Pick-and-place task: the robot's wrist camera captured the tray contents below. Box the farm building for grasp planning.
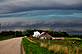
[52,37,64,40]
[32,31,52,39]
[32,31,64,40]
[39,32,52,39]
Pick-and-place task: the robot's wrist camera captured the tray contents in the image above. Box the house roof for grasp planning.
[39,32,52,38]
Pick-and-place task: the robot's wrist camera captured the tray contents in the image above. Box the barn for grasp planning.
[39,32,52,40]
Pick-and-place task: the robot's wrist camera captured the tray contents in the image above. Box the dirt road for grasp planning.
[0,37,22,54]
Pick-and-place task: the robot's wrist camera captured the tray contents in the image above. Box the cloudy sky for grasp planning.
[0,0,82,14]
[0,0,82,34]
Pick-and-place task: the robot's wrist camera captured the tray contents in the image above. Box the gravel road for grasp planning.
[0,37,22,54]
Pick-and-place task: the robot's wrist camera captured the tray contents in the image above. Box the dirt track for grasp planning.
[0,37,22,54]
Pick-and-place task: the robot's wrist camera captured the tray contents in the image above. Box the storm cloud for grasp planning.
[0,0,82,14]
[0,0,82,34]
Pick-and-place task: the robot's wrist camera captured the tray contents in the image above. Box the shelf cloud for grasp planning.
[0,0,82,34]
[0,0,82,14]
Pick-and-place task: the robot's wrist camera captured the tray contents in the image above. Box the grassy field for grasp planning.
[25,37,82,54]
[22,37,54,54]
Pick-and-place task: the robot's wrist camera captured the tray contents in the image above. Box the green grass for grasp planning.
[0,35,15,41]
[31,37,82,54]
[22,37,54,54]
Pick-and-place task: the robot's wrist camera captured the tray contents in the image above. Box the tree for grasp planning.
[23,30,33,36]
[15,31,22,37]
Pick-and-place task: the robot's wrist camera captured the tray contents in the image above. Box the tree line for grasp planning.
[0,29,82,40]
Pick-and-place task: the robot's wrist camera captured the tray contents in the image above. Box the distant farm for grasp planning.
[0,29,82,54]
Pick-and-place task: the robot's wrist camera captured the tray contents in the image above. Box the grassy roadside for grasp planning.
[22,37,54,54]
[31,37,82,54]
[22,37,82,54]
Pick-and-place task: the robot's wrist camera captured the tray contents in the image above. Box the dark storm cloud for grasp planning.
[0,0,82,14]
[0,0,82,34]
[0,19,82,34]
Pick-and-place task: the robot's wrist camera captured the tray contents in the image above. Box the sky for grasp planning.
[0,0,82,14]
[0,0,82,34]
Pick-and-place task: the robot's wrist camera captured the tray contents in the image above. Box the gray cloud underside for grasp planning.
[0,0,82,34]
[0,19,82,34]
[0,0,82,14]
